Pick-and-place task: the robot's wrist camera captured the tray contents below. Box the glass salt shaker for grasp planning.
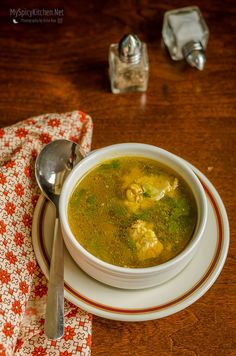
[162,6,209,70]
[108,34,149,94]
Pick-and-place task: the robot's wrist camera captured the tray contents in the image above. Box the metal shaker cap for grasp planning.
[118,34,142,64]
[182,41,206,70]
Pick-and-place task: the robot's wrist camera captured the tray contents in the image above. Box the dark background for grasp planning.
[1,1,235,354]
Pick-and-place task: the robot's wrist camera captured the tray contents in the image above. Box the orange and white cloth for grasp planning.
[0,111,93,355]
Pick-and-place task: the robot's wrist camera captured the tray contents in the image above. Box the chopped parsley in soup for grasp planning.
[68,157,197,268]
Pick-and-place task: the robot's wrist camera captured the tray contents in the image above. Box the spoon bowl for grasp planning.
[36,139,85,202]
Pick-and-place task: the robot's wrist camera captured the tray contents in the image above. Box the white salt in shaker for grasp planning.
[162,6,209,70]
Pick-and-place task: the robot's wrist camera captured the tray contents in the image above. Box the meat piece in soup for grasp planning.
[68,157,198,268]
[128,220,164,260]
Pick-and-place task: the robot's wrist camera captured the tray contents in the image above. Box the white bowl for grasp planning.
[59,143,207,289]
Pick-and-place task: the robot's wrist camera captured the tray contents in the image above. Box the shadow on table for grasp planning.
[62,57,110,93]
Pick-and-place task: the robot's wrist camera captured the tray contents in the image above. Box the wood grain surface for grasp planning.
[1,0,235,355]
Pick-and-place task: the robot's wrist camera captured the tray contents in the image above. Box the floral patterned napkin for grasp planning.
[0,111,93,355]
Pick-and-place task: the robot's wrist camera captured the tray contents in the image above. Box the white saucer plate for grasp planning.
[32,164,229,321]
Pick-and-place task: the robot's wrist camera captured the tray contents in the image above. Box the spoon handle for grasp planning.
[45,217,64,339]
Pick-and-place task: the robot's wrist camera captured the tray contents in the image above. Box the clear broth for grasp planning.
[68,157,197,268]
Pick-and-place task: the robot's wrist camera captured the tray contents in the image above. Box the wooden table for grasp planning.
[1,0,235,354]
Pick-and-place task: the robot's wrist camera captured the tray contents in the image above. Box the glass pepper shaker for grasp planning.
[162,6,209,70]
[108,34,149,94]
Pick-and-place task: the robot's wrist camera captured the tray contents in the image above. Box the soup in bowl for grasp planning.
[59,143,207,289]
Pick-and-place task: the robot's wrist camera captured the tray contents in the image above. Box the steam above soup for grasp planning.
[68,157,197,268]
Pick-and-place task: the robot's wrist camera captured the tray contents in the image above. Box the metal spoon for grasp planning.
[35,139,85,339]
